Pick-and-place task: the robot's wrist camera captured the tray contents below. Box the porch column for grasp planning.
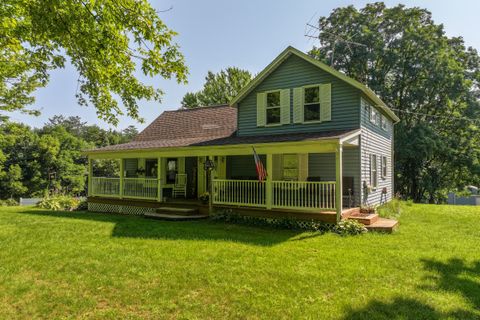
[266,153,273,209]
[208,155,213,214]
[119,158,124,198]
[87,157,93,196]
[335,143,343,222]
[157,157,162,202]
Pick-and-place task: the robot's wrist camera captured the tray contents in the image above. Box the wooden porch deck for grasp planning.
[87,196,358,223]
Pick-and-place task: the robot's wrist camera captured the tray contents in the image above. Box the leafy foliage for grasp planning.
[181,67,252,108]
[0,116,136,199]
[37,195,81,211]
[377,197,404,219]
[309,3,480,202]
[0,198,19,206]
[1,0,187,124]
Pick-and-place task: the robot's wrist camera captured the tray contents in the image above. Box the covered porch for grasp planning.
[86,130,361,222]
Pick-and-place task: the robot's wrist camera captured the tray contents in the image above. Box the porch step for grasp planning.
[348,213,379,225]
[364,218,399,233]
[156,207,199,216]
[145,212,208,221]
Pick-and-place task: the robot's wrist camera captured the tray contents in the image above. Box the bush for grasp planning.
[37,196,81,211]
[75,200,88,211]
[378,198,404,219]
[333,220,368,236]
[0,198,19,206]
[211,209,366,236]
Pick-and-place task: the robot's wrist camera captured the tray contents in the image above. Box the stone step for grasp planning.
[156,207,199,216]
[145,212,208,221]
[364,218,399,233]
[348,213,379,225]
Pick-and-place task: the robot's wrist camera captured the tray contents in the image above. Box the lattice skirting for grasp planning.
[88,202,156,215]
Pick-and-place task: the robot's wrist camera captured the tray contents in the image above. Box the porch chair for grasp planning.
[173,173,188,198]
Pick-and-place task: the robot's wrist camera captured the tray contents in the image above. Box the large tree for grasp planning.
[181,67,252,108]
[1,0,188,125]
[309,3,480,202]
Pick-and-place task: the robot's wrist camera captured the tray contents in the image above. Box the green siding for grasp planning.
[360,97,392,139]
[237,55,361,136]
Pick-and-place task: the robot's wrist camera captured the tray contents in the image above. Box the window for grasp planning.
[370,154,378,188]
[145,159,158,178]
[304,86,320,122]
[381,156,387,179]
[370,106,380,126]
[166,158,178,184]
[381,115,388,131]
[266,91,281,125]
[282,154,298,180]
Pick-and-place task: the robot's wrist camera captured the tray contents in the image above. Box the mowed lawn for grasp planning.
[0,205,479,319]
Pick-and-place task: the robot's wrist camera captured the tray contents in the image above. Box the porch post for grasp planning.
[266,153,273,209]
[119,158,124,198]
[208,155,213,214]
[157,157,162,202]
[335,143,343,222]
[88,157,93,196]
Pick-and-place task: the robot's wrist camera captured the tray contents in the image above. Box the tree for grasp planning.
[1,0,188,125]
[181,67,252,108]
[309,3,480,202]
[0,164,27,198]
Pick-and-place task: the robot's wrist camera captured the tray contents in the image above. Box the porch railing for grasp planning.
[91,177,120,197]
[91,177,160,200]
[272,181,336,210]
[212,179,266,207]
[212,179,336,210]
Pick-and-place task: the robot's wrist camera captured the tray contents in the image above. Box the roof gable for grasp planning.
[230,46,399,123]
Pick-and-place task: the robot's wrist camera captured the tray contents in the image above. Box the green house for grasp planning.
[85,46,399,222]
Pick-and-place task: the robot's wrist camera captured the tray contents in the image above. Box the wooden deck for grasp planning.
[87,196,357,223]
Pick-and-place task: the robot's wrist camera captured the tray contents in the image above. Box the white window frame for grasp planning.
[370,107,380,126]
[381,115,388,131]
[265,90,281,126]
[381,155,387,179]
[370,154,378,188]
[303,85,321,123]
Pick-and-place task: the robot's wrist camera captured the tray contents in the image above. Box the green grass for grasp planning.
[0,204,479,319]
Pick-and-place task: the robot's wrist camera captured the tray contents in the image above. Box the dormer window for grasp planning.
[304,86,320,122]
[266,91,281,125]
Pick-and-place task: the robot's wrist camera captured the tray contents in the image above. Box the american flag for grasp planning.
[252,147,268,182]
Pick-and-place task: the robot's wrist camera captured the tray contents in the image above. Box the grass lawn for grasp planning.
[0,204,479,319]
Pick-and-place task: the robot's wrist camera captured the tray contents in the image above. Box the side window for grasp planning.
[370,154,378,188]
[266,91,281,125]
[304,86,320,122]
[166,158,178,184]
[381,156,387,179]
[282,154,299,181]
[381,115,388,131]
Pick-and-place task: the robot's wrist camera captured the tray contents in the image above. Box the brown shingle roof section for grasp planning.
[89,105,237,152]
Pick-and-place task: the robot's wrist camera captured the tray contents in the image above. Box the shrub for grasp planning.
[0,198,19,206]
[75,200,88,211]
[211,209,366,236]
[377,198,404,219]
[37,196,81,211]
[334,220,368,236]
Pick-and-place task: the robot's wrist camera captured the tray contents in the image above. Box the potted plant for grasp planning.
[199,192,209,204]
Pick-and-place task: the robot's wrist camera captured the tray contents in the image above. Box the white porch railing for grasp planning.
[212,179,266,207]
[123,178,159,200]
[212,179,336,210]
[91,177,160,200]
[91,177,120,197]
[272,181,336,210]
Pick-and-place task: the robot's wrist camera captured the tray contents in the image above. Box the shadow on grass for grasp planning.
[20,209,306,247]
[343,258,480,319]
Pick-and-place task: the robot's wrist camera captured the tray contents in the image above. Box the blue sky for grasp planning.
[10,0,480,130]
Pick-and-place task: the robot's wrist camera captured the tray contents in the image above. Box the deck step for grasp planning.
[364,218,399,233]
[348,213,379,225]
[145,212,208,221]
[156,207,199,216]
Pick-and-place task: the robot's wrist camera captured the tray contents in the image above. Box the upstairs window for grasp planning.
[381,115,388,131]
[370,107,380,126]
[266,91,281,125]
[304,86,320,122]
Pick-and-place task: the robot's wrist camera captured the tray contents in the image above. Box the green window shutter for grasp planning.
[280,89,290,124]
[178,157,185,174]
[256,92,266,127]
[293,87,303,123]
[320,83,332,121]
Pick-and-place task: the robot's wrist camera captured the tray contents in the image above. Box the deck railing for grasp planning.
[123,178,159,200]
[91,177,160,200]
[212,179,266,207]
[212,179,336,210]
[272,181,336,210]
[91,177,121,197]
